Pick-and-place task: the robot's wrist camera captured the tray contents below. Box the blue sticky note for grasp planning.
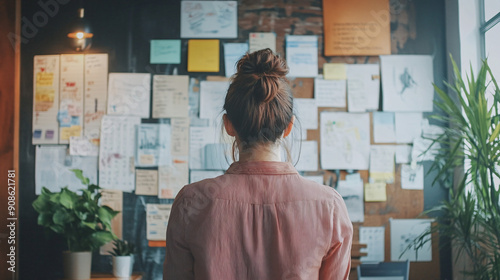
[57,110,71,127]
[33,130,42,138]
[150,40,181,64]
[224,43,248,77]
[71,116,80,126]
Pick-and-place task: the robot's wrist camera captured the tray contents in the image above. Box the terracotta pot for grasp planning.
[62,251,92,280]
[112,255,134,277]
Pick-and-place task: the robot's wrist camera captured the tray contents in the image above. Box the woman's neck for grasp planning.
[237,143,282,162]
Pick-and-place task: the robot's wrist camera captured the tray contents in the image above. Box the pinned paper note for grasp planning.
[69,136,99,156]
[373,112,396,143]
[135,169,159,196]
[369,145,395,183]
[84,54,108,143]
[401,164,424,190]
[59,54,84,143]
[304,175,324,185]
[336,179,364,222]
[346,64,380,112]
[320,112,370,170]
[314,77,346,108]
[249,32,276,53]
[286,35,318,77]
[364,182,387,202]
[396,145,412,164]
[146,204,172,241]
[381,55,434,112]
[33,55,60,144]
[224,43,248,77]
[199,81,229,125]
[180,1,237,38]
[323,63,346,80]
[285,140,319,172]
[395,112,423,143]
[35,145,98,195]
[158,161,189,199]
[150,40,181,64]
[188,39,220,72]
[390,219,432,261]
[136,124,171,167]
[107,73,151,118]
[359,226,385,262]
[294,98,318,130]
[152,75,189,118]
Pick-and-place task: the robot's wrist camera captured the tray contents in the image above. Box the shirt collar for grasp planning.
[226,161,298,175]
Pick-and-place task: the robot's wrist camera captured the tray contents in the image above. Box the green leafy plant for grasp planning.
[409,57,500,279]
[32,169,119,252]
[108,239,136,256]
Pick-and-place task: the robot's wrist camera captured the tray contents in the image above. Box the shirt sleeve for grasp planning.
[319,192,353,280]
[163,188,195,280]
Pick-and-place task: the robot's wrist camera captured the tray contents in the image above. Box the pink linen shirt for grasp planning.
[164,161,353,280]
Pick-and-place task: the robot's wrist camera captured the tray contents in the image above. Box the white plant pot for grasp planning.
[62,251,92,280]
[112,255,134,277]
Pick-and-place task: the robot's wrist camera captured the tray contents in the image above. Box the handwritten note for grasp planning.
[224,43,248,77]
[59,54,84,143]
[287,140,319,171]
[107,73,151,118]
[323,63,346,80]
[320,112,370,170]
[187,39,220,72]
[314,77,346,108]
[146,204,172,241]
[159,161,189,199]
[150,40,181,64]
[181,1,237,38]
[364,182,387,202]
[152,75,189,118]
[69,136,99,156]
[33,55,60,144]
[346,64,380,112]
[369,145,395,183]
[294,98,318,130]
[189,126,217,170]
[249,32,276,53]
[359,226,385,262]
[99,115,141,192]
[199,81,229,126]
[135,169,159,196]
[83,54,108,144]
[286,35,318,77]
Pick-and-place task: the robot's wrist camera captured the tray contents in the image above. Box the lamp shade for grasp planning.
[67,8,93,51]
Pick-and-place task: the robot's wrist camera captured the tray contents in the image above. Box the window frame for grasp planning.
[480,0,500,59]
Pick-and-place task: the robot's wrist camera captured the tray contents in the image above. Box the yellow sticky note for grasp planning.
[60,126,81,141]
[365,182,387,202]
[36,72,54,87]
[188,40,220,72]
[324,63,347,80]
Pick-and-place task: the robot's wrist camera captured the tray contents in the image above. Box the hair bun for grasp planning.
[236,48,289,103]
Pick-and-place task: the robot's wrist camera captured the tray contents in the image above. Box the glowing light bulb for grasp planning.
[76,32,84,39]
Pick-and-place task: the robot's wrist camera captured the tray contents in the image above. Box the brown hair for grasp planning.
[223,48,294,151]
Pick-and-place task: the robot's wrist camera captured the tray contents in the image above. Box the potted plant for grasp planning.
[109,239,136,277]
[409,57,500,279]
[32,169,119,280]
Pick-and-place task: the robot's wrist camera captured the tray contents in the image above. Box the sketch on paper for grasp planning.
[336,179,364,222]
[181,1,237,38]
[390,219,432,262]
[320,112,370,170]
[381,55,434,112]
[136,124,171,167]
